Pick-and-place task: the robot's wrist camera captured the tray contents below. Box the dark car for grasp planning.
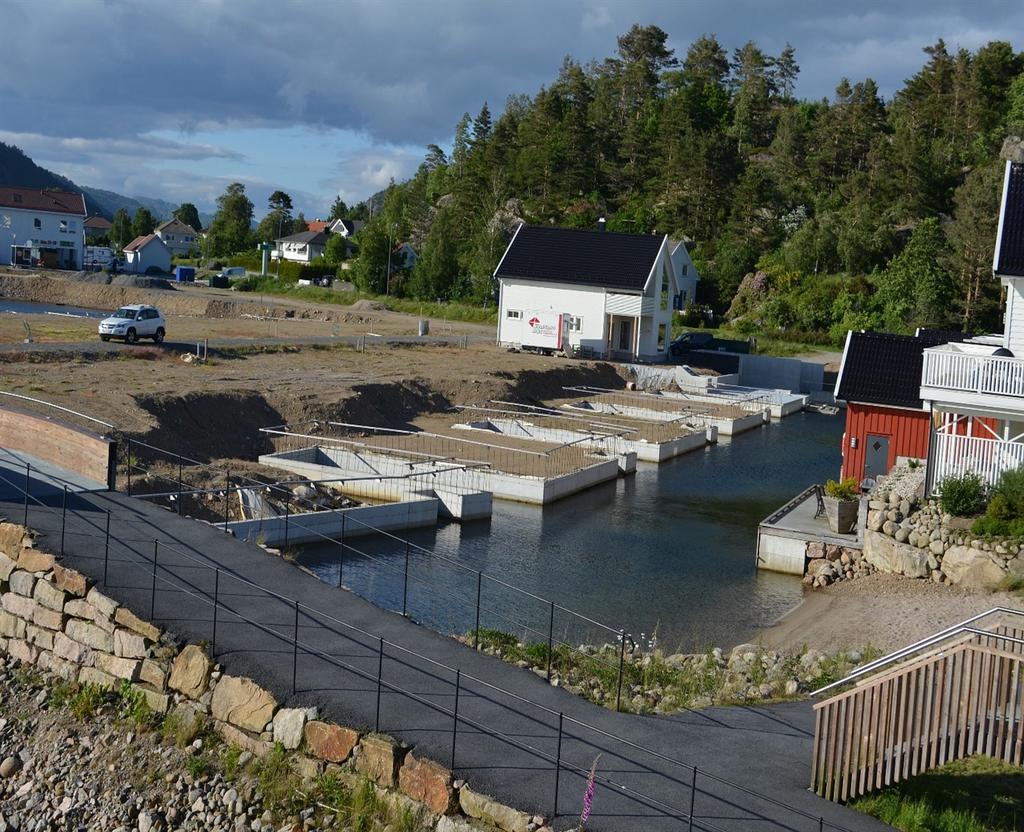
[668,331,715,356]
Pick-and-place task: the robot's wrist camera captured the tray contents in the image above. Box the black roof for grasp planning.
[996,161,1024,277]
[494,224,665,291]
[277,230,328,245]
[836,331,962,410]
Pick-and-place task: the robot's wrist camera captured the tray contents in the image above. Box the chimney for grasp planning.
[597,217,606,232]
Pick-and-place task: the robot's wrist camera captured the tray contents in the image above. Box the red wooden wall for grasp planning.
[840,403,930,481]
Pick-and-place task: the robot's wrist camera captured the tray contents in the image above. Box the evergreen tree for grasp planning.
[109,208,132,249]
[173,203,201,232]
[947,161,1004,329]
[876,218,955,330]
[328,196,349,221]
[205,183,254,256]
[131,207,156,239]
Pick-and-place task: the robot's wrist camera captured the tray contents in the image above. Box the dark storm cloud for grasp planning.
[5,0,1021,148]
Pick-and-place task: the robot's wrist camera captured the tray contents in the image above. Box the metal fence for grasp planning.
[0,463,863,832]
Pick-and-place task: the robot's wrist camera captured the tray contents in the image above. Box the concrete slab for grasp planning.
[0,447,106,503]
[757,487,862,575]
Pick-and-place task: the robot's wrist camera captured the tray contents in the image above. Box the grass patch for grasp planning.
[851,755,1024,831]
[252,742,303,815]
[316,774,419,832]
[68,682,108,719]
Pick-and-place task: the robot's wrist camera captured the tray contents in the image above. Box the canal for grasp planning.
[297,410,843,651]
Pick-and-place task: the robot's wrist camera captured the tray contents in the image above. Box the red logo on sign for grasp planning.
[528,316,540,327]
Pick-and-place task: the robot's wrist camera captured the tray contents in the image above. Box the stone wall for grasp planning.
[801,540,874,587]
[0,521,546,832]
[865,490,1016,590]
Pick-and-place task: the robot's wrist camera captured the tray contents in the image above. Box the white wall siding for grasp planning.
[606,293,642,315]
[1005,278,1024,356]
[498,279,607,353]
[0,206,84,268]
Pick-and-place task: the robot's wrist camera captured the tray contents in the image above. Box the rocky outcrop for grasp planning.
[863,531,929,578]
[941,546,1006,590]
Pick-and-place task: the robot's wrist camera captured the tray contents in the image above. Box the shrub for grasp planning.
[824,477,859,500]
[940,473,986,517]
[992,467,1024,518]
[986,492,1012,521]
[970,516,1009,537]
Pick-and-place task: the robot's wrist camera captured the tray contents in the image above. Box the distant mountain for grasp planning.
[0,142,212,227]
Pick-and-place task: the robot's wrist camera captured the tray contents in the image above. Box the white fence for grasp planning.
[923,349,1024,399]
[932,432,1024,489]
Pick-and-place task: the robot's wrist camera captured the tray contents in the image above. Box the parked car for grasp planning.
[98,304,166,344]
[217,267,247,279]
[669,331,752,357]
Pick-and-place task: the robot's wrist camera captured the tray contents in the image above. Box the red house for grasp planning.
[834,331,947,483]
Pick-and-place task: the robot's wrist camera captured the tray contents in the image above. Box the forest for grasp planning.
[213,25,1024,344]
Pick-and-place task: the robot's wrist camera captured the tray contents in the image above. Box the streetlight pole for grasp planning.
[276,214,284,280]
[386,222,395,296]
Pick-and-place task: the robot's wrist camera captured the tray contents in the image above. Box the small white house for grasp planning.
[494,223,682,361]
[154,218,199,257]
[0,187,87,269]
[274,230,327,263]
[670,239,700,308]
[328,218,364,237]
[123,234,171,274]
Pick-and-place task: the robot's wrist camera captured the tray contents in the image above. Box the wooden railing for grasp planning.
[931,432,1024,490]
[811,628,1024,802]
[922,348,1024,399]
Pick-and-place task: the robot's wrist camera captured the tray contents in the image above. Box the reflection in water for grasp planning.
[298,411,843,650]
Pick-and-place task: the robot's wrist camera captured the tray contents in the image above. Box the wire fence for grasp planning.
[562,386,756,423]
[0,464,863,832]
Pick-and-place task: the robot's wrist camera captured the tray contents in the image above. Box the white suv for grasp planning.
[98,305,166,344]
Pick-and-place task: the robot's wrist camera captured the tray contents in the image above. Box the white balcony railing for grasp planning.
[922,349,1024,399]
[932,433,1024,489]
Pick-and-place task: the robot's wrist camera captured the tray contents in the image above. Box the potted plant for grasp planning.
[823,477,860,534]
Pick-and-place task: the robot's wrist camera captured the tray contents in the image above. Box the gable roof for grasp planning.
[332,218,364,235]
[277,230,328,245]
[155,218,197,235]
[835,331,962,410]
[123,234,167,252]
[84,215,112,230]
[995,160,1024,277]
[306,220,328,233]
[494,224,666,292]
[0,187,86,216]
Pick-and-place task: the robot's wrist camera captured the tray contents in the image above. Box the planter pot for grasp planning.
[824,496,859,534]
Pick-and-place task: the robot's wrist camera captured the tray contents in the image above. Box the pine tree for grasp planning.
[131,207,156,239]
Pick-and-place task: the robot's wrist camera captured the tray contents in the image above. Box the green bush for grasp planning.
[972,516,1024,538]
[986,492,1012,520]
[991,467,1024,518]
[824,477,859,500]
[939,473,986,517]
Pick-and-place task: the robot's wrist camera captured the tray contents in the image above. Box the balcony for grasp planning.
[931,432,1024,489]
[920,346,1024,418]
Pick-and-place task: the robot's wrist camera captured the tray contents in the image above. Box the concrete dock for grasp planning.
[756,486,863,575]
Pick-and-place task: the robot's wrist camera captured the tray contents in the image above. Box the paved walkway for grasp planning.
[0,476,890,832]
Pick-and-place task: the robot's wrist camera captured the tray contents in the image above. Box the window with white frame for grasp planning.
[568,315,583,332]
[506,309,521,319]
[59,220,68,233]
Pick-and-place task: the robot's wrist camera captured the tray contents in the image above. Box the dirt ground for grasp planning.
[761,573,1021,653]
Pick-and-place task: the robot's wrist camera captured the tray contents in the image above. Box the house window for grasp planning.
[660,264,670,311]
[506,310,521,319]
[658,323,667,351]
[33,218,41,229]
[568,315,583,332]
[681,264,688,276]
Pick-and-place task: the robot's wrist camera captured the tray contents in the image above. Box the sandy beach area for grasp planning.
[761,573,1021,653]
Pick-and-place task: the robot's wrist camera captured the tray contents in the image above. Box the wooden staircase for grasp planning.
[811,620,1024,801]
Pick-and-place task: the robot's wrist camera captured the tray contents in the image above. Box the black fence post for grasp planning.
[451,669,461,770]
[375,636,384,732]
[22,463,30,526]
[212,568,220,657]
[60,486,68,556]
[284,492,290,549]
[177,455,183,516]
[127,437,132,496]
[102,511,111,585]
[615,629,626,712]
[553,712,563,818]
[818,819,824,832]
[292,599,299,695]
[402,540,410,617]
[546,601,555,681]
[223,470,230,532]
[687,766,697,832]
[473,571,482,649]
[337,515,345,588]
[150,540,159,619]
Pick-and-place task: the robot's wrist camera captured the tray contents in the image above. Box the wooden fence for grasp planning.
[811,627,1024,801]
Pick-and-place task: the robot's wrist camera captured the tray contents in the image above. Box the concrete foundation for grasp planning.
[564,400,766,437]
[756,487,863,575]
[660,388,808,419]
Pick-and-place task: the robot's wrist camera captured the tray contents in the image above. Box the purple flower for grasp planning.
[580,755,601,829]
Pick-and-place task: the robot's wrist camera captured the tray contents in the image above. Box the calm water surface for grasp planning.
[298,411,842,650]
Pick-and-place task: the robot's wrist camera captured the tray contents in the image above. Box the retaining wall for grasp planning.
[0,404,115,489]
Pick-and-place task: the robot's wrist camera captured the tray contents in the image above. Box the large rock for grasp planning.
[94,652,140,681]
[941,546,1006,590]
[0,552,16,582]
[304,721,358,763]
[53,631,92,665]
[459,786,532,832]
[0,523,29,559]
[272,708,310,750]
[8,571,35,598]
[169,645,211,698]
[210,675,277,733]
[18,548,54,574]
[863,531,929,578]
[113,628,147,659]
[355,734,404,787]
[398,752,454,814]
[66,618,114,652]
[32,579,66,612]
[85,587,118,618]
[114,607,160,641]
[0,610,26,640]
[52,564,89,597]
[2,592,36,620]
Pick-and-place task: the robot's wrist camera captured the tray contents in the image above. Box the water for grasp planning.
[0,300,104,318]
[297,411,843,651]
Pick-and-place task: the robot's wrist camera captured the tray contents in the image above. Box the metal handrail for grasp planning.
[0,390,117,431]
[811,607,1024,696]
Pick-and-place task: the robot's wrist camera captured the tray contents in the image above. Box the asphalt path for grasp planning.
[0,469,890,832]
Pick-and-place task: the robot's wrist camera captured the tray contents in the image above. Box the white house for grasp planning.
[154,218,199,257]
[494,223,682,361]
[274,230,327,263]
[670,239,700,308]
[123,234,171,274]
[918,159,1024,491]
[0,187,87,270]
[328,218,364,237]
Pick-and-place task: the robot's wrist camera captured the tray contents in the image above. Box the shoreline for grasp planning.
[757,572,1021,654]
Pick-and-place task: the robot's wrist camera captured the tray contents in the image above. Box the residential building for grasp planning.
[0,187,87,269]
[392,242,418,270]
[919,159,1024,491]
[84,215,112,239]
[669,239,700,308]
[123,234,171,274]
[274,230,327,263]
[306,219,328,233]
[494,223,682,361]
[327,218,364,237]
[154,218,199,257]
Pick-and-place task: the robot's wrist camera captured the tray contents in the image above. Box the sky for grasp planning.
[1,0,1022,219]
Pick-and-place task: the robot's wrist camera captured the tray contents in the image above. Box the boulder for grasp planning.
[17,548,54,574]
[354,734,404,788]
[32,579,66,612]
[863,531,929,578]
[272,708,310,750]
[66,618,114,652]
[0,610,26,640]
[53,631,92,665]
[113,628,147,659]
[114,606,160,641]
[398,752,454,814]
[210,675,277,733]
[94,652,140,681]
[304,721,359,763]
[2,592,36,620]
[459,786,532,832]
[52,564,89,596]
[0,523,30,559]
[140,659,167,690]
[85,587,118,618]
[169,644,211,698]
[8,571,35,598]
[941,546,1006,590]
[31,605,65,631]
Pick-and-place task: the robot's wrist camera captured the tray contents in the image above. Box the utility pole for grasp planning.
[276,214,284,279]
[386,223,394,296]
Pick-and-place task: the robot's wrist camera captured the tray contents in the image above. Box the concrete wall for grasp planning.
[0,404,114,488]
[755,531,807,575]
[736,354,825,395]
